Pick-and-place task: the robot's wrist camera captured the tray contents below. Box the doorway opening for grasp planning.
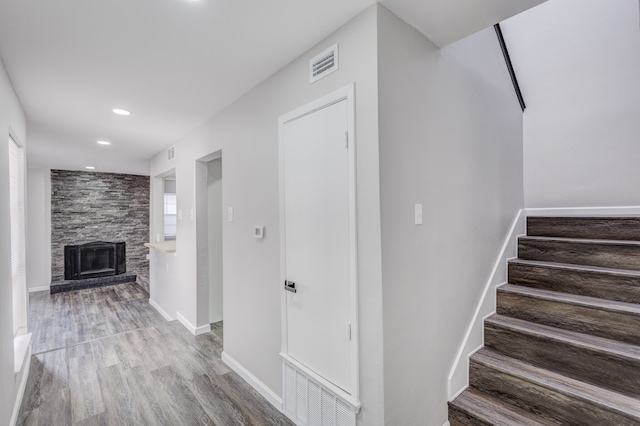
[195,152,223,335]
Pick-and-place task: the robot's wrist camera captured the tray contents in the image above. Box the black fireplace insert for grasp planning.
[64,241,126,280]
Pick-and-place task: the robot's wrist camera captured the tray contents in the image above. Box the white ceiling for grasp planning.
[0,0,544,176]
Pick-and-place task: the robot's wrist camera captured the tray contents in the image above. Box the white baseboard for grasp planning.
[195,324,211,335]
[148,298,173,321]
[442,421,450,426]
[10,341,32,426]
[28,286,49,293]
[176,312,211,336]
[14,333,31,373]
[447,209,526,400]
[526,205,640,217]
[222,351,283,411]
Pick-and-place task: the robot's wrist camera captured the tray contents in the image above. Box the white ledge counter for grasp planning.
[144,241,176,253]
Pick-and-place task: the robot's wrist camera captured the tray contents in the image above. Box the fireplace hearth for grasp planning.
[64,241,126,280]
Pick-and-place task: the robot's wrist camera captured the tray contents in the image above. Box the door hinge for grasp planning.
[347,323,352,340]
[344,131,349,149]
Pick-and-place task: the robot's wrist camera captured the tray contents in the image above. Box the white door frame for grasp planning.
[278,83,359,408]
[195,150,223,332]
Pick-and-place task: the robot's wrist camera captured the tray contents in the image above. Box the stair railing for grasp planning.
[494,23,526,112]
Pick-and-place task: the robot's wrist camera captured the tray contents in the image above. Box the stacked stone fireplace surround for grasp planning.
[51,170,150,292]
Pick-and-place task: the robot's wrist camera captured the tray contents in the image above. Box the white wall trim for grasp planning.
[526,205,640,217]
[222,351,283,411]
[14,333,31,373]
[176,311,211,336]
[149,298,173,321]
[447,209,526,399]
[28,286,49,293]
[10,341,32,426]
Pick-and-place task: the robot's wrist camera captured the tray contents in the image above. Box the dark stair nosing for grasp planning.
[471,348,640,421]
[449,387,550,426]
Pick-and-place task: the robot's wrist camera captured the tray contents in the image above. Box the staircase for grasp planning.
[449,216,640,425]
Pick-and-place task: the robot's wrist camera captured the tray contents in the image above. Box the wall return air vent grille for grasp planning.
[167,146,175,161]
[283,360,356,426]
[310,44,339,83]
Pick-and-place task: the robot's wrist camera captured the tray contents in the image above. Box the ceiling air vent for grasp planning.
[167,146,175,161]
[310,44,338,83]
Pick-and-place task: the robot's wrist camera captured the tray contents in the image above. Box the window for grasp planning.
[9,136,27,339]
[163,178,176,240]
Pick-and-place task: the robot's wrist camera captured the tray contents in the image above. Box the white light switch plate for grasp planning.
[415,204,423,225]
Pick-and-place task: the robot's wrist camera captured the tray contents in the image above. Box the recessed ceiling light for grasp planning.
[85,166,95,170]
[97,140,111,145]
[112,108,130,116]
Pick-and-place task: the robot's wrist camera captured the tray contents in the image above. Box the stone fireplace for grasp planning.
[50,170,150,292]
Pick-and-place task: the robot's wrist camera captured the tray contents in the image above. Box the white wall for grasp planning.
[502,0,640,208]
[0,58,28,423]
[148,5,384,423]
[377,7,524,425]
[26,168,51,291]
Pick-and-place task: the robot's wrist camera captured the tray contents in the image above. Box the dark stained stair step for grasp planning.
[484,315,640,397]
[508,258,640,304]
[527,216,640,241]
[497,284,640,345]
[448,387,551,426]
[469,348,640,426]
[518,236,640,271]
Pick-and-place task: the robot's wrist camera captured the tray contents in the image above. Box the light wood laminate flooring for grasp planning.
[19,283,293,425]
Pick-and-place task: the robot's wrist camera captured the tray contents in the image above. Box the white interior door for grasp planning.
[282,96,354,394]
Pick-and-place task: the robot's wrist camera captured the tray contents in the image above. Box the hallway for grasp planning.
[18,283,293,425]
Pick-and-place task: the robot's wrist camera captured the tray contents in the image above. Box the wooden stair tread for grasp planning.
[507,258,640,304]
[508,258,640,277]
[486,315,640,360]
[498,284,640,315]
[517,236,640,271]
[519,236,640,246]
[527,217,640,241]
[450,388,551,426]
[473,348,640,420]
